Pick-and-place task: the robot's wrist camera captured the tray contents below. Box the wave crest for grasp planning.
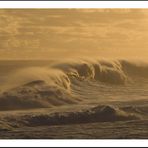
[53,59,128,84]
[0,59,148,110]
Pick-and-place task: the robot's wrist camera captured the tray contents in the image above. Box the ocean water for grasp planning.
[0,59,148,139]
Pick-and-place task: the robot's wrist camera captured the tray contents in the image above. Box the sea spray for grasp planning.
[0,58,148,110]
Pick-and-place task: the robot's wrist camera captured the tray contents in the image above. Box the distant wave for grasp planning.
[0,59,148,110]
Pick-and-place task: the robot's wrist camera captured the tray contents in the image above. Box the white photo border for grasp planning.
[0,1,147,8]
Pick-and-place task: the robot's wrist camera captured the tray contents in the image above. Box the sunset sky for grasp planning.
[0,9,148,60]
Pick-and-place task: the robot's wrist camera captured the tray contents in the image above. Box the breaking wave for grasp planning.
[53,59,128,85]
[0,58,148,110]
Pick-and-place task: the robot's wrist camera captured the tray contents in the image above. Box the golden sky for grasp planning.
[0,9,148,60]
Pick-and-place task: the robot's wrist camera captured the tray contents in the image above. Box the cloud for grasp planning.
[0,9,148,59]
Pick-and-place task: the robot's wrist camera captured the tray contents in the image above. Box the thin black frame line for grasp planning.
[0,0,148,1]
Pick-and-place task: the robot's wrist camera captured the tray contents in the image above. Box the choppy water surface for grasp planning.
[0,59,148,139]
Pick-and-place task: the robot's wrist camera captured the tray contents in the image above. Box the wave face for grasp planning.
[0,59,148,110]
